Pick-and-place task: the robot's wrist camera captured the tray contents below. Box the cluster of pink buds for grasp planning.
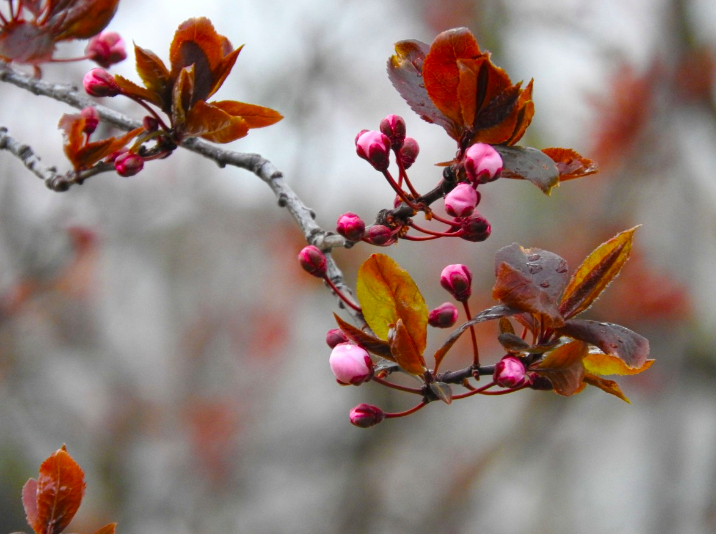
[355,115,420,174]
[85,32,127,68]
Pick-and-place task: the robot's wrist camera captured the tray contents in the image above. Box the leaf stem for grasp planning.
[124,94,170,131]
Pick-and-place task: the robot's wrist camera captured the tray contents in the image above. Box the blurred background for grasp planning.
[1,0,715,532]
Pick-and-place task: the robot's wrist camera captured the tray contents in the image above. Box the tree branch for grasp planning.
[0,61,364,324]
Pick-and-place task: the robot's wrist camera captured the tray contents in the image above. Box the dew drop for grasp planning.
[539,281,550,288]
[529,265,543,274]
[528,253,541,262]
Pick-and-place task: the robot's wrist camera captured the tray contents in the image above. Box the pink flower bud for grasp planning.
[329,343,373,385]
[444,183,479,217]
[379,114,406,150]
[336,212,365,241]
[80,106,99,134]
[85,31,127,68]
[464,143,503,184]
[83,68,121,97]
[440,264,472,302]
[457,214,491,242]
[428,302,459,328]
[298,245,327,277]
[355,130,391,171]
[493,356,528,388]
[354,129,369,145]
[398,137,419,169]
[349,403,385,428]
[326,328,349,348]
[114,152,143,177]
[366,225,394,246]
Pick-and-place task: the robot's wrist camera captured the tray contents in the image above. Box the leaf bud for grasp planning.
[428,302,459,328]
[114,152,144,177]
[444,183,479,217]
[297,245,327,278]
[83,68,121,97]
[457,214,491,242]
[143,116,159,132]
[493,356,528,388]
[379,114,406,150]
[326,328,349,348]
[85,31,127,68]
[355,130,391,171]
[336,212,365,241]
[365,225,395,246]
[329,343,373,385]
[80,106,99,135]
[440,264,472,302]
[349,403,385,428]
[398,137,419,169]
[464,142,503,184]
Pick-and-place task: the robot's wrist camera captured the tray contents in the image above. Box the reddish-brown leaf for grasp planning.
[387,39,460,139]
[493,262,564,328]
[0,21,56,64]
[74,127,143,169]
[494,243,570,304]
[113,75,165,109]
[423,27,482,127]
[494,145,560,195]
[211,101,283,129]
[504,79,535,146]
[134,44,172,109]
[532,340,587,396]
[91,524,117,534]
[471,81,521,144]
[35,447,86,534]
[559,227,638,319]
[208,45,243,100]
[557,319,650,369]
[355,254,428,354]
[58,114,85,168]
[542,147,598,181]
[583,373,630,403]
[333,314,394,361]
[50,0,120,41]
[172,66,195,129]
[22,478,41,534]
[389,319,426,375]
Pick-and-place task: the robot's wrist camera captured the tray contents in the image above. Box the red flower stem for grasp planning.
[384,401,428,419]
[408,221,459,237]
[479,383,530,395]
[402,234,440,241]
[521,326,528,340]
[382,170,420,210]
[323,276,361,312]
[0,11,8,24]
[425,211,456,225]
[372,376,423,394]
[8,0,15,20]
[462,300,480,368]
[124,94,170,131]
[452,381,496,400]
[396,157,420,198]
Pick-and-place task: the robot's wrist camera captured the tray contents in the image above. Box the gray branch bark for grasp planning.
[0,61,364,323]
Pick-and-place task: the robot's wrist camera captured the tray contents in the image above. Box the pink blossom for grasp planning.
[444,183,479,217]
[494,356,528,388]
[349,403,385,428]
[329,343,373,385]
[85,31,127,68]
[298,245,327,277]
[355,130,391,171]
[336,212,365,241]
[428,302,459,328]
[114,152,143,177]
[464,143,503,183]
[440,264,472,302]
[83,68,120,97]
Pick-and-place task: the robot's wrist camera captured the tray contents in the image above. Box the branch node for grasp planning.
[277,193,288,207]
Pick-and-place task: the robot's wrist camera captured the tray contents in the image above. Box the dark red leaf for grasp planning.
[0,21,56,64]
[35,446,86,534]
[557,319,650,368]
[494,145,560,194]
[387,39,460,139]
[49,0,120,41]
[492,263,564,328]
[494,243,570,304]
[22,479,41,534]
[333,314,394,361]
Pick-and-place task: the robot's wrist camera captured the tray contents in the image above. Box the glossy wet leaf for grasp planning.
[494,243,570,303]
[356,254,428,354]
[433,305,516,371]
[423,27,482,127]
[389,319,426,375]
[32,446,86,534]
[387,39,460,138]
[557,319,650,368]
[559,227,638,319]
[333,314,394,361]
[583,351,654,376]
[492,263,564,328]
[211,101,284,130]
[494,145,560,194]
[583,374,630,403]
[542,147,598,181]
[533,340,587,396]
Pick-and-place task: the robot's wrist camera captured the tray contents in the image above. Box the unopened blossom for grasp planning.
[464,142,503,184]
[329,343,373,385]
[355,130,391,171]
[444,183,479,217]
[440,264,472,302]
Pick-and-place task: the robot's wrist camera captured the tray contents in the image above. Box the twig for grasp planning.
[0,61,364,325]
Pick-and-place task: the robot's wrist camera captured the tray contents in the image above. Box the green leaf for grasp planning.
[559,227,638,319]
[356,254,428,355]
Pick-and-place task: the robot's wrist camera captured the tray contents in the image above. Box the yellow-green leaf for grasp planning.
[356,254,428,354]
[583,352,655,376]
[559,227,638,319]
